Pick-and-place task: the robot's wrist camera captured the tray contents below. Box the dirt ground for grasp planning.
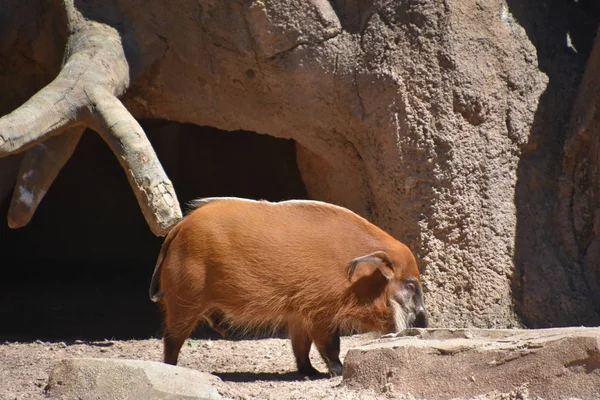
[0,279,542,400]
[0,270,411,399]
[0,333,423,400]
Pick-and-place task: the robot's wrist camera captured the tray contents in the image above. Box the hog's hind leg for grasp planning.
[162,298,208,365]
[288,318,320,377]
[313,328,343,377]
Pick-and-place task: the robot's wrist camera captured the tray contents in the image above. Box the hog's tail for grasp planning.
[149,223,181,302]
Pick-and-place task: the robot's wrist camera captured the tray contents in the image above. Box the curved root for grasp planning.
[0,1,181,235]
[7,127,84,229]
[88,88,180,234]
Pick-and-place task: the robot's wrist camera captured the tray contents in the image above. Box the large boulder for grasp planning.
[45,358,221,400]
[343,328,600,399]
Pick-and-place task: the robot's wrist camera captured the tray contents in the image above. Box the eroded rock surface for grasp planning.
[45,358,222,400]
[114,0,547,329]
[343,328,600,400]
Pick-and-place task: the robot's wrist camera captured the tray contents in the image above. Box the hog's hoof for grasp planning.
[298,364,321,378]
[328,362,343,377]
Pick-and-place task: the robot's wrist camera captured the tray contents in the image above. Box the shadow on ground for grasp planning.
[215,371,330,383]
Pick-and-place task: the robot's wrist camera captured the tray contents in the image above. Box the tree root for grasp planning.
[0,0,181,235]
[8,127,83,229]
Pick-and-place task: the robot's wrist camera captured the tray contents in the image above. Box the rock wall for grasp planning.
[114,0,546,328]
[560,33,600,324]
[507,0,600,327]
[2,0,599,328]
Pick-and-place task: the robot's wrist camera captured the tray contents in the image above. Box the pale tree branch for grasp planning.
[7,126,84,229]
[0,20,127,156]
[88,88,180,235]
[0,0,182,235]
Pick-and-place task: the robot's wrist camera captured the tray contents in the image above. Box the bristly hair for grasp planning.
[184,197,263,216]
[184,197,367,223]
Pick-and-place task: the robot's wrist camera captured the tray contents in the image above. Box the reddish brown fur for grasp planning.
[150,198,427,376]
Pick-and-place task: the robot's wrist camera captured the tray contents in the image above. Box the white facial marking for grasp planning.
[390,300,409,332]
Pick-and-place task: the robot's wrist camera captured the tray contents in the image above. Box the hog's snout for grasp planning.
[412,306,429,328]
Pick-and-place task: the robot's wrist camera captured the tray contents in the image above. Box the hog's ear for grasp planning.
[347,251,395,282]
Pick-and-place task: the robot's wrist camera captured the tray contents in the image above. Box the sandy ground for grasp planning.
[1,274,413,399]
[0,333,418,400]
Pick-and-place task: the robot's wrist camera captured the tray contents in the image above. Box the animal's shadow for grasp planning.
[214,371,330,382]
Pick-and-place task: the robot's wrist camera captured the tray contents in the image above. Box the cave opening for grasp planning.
[0,120,308,341]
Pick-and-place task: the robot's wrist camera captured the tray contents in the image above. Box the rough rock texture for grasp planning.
[1,0,598,328]
[104,0,547,328]
[343,328,600,400]
[45,358,221,400]
[560,32,600,324]
[508,0,600,329]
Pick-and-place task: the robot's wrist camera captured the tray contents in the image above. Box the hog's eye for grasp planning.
[405,282,417,293]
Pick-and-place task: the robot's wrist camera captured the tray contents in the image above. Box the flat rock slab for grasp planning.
[342,327,600,400]
[45,358,221,400]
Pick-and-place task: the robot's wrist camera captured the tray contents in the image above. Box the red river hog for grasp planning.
[149,197,428,377]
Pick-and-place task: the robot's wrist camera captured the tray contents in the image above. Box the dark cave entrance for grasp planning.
[0,120,308,341]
